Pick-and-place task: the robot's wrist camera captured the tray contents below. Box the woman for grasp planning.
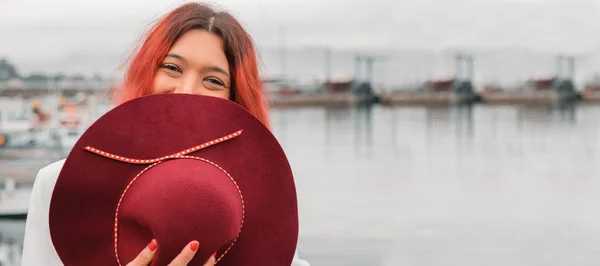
[21,2,310,266]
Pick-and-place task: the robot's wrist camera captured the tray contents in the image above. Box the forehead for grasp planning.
[167,29,229,70]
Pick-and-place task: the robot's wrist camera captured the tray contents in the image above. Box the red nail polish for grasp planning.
[190,241,199,252]
[148,239,157,251]
[212,251,217,257]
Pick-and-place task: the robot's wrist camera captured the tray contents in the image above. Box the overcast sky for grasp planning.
[2,0,600,79]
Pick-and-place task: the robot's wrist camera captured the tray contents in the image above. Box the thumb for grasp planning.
[203,252,216,266]
[126,239,157,266]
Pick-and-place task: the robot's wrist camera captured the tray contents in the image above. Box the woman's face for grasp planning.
[153,29,231,100]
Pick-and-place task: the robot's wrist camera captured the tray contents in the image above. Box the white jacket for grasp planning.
[21,160,309,266]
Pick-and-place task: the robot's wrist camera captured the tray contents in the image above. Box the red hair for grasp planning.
[115,3,270,128]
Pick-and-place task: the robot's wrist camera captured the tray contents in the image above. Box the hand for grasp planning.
[126,239,216,266]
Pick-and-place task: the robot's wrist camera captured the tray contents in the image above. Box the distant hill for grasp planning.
[6,46,600,91]
[0,59,20,80]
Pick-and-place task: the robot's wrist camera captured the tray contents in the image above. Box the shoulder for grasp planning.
[22,159,67,266]
[292,249,310,266]
[28,159,66,210]
[38,159,65,178]
[36,159,65,182]
[31,159,66,195]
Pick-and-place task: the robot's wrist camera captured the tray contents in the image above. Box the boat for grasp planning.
[55,103,87,151]
[0,178,30,220]
[0,97,58,149]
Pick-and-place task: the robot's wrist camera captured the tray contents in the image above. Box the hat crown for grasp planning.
[117,158,244,264]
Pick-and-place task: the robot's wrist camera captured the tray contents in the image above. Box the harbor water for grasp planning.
[3,103,600,265]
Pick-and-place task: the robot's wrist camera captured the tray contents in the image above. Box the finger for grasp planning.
[125,239,157,266]
[203,253,216,266]
[167,241,199,266]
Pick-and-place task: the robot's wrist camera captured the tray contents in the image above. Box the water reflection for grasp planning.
[273,103,600,266]
[352,104,374,158]
[516,103,577,128]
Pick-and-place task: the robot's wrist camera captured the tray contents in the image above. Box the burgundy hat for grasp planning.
[48,94,299,265]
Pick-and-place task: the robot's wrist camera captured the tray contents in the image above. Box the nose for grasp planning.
[174,74,198,94]
[174,84,194,94]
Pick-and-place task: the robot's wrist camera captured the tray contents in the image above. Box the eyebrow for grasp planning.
[165,53,187,63]
[206,66,230,78]
[165,53,230,78]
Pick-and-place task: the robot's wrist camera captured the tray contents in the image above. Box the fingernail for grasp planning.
[148,239,157,251]
[212,251,217,257]
[190,241,199,252]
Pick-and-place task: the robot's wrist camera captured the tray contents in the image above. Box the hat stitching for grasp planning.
[83,129,243,164]
[107,156,245,265]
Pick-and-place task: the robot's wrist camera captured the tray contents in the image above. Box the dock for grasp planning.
[378,91,476,105]
[581,91,600,102]
[269,92,375,107]
[480,90,579,104]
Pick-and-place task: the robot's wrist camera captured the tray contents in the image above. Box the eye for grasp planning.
[159,64,182,74]
[205,77,225,87]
